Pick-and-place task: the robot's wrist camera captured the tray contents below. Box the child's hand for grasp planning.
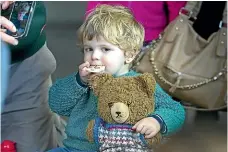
[79,61,92,84]
[132,117,161,139]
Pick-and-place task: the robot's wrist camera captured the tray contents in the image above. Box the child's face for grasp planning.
[83,36,129,76]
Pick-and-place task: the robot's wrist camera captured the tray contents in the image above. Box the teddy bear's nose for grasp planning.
[116,112,121,115]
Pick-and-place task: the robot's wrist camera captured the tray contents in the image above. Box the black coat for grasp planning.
[193,1,226,40]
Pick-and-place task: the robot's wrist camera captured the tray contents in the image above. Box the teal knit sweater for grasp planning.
[49,70,185,151]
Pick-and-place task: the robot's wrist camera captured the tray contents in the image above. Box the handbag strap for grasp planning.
[222,2,227,25]
[217,2,227,56]
[183,1,202,19]
[182,1,227,24]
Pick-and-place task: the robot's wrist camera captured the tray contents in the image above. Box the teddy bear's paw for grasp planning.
[146,133,162,148]
[86,119,95,143]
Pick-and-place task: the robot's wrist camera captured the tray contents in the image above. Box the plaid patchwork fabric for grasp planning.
[96,119,151,152]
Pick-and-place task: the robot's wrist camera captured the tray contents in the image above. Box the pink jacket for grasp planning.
[87,1,186,41]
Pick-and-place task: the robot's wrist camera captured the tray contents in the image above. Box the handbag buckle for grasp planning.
[219,21,227,28]
[179,7,195,19]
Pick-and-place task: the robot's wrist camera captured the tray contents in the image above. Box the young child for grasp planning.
[48,4,185,152]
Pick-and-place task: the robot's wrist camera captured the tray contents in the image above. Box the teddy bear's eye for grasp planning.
[127,101,132,107]
[108,103,114,108]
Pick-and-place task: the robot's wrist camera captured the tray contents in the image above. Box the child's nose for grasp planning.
[92,50,101,60]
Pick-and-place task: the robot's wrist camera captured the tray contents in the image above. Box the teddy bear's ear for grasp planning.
[136,73,156,97]
[88,73,113,96]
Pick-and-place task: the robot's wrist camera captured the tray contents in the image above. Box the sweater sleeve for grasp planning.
[166,1,187,23]
[48,72,89,117]
[149,84,186,135]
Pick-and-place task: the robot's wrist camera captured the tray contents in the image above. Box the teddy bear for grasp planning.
[86,73,162,152]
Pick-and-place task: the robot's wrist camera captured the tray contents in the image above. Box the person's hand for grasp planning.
[79,61,94,84]
[0,1,18,45]
[0,16,18,45]
[132,117,161,139]
[1,1,14,10]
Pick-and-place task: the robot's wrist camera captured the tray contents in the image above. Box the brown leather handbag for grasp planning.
[132,1,227,111]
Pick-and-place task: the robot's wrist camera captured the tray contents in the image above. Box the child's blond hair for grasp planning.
[78,4,145,53]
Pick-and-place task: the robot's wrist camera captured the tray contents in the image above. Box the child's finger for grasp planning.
[145,129,152,135]
[79,61,90,71]
[145,131,156,139]
[80,67,90,77]
[140,126,148,134]
[132,121,140,130]
[135,124,144,133]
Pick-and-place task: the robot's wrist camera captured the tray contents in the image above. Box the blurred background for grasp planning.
[44,2,227,152]
[45,1,86,81]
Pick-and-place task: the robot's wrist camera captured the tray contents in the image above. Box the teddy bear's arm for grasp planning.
[86,119,95,143]
[146,132,162,148]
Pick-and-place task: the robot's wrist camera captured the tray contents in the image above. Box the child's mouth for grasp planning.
[86,65,105,73]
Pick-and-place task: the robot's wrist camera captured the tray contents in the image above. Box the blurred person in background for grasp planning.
[0,1,65,152]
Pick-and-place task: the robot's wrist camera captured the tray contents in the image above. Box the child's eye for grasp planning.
[84,48,93,52]
[102,48,111,52]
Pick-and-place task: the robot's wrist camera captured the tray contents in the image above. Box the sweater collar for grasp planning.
[113,70,139,78]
